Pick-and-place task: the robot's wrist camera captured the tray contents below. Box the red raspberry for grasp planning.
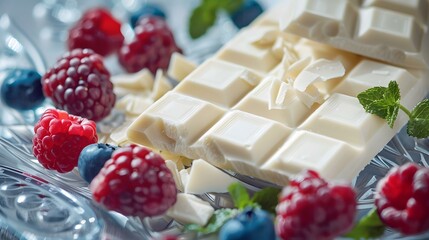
[90,145,177,218]
[118,16,181,74]
[375,163,429,235]
[276,170,356,240]
[42,49,116,122]
[68,8,124,56]
[32,109,98,173]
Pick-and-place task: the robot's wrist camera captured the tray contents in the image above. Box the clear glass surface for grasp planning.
[0,1,428,239]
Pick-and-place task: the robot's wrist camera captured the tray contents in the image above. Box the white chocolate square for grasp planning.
[216,26,280,73]
[261,131,359,181]
[362,0,427,25]
[195,110,292,175]
[283,0,357,37]
[127,92,225,158]
[299,94,385,146]
[356,7,423,52]
[334,59,418,97]
[234,79,312,127]
[176,59,261,108]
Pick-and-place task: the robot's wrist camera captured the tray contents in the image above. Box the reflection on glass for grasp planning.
[33,0,80,41]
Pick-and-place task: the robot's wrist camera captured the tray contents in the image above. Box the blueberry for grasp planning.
[219,207,276,240]
[78,143,118,183]
[0,68,45,110]
[230,0,264,29]
[130,4,166,28]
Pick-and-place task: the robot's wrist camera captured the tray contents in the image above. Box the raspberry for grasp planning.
[90,145,177,218]
[375,163,429,235]
[32,109,98,173]
[276,170,356,240]
[42,48,116,122]
[118,16,181,74]
[68,8,124,56]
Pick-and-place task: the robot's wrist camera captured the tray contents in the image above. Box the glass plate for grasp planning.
[1,3,429,240]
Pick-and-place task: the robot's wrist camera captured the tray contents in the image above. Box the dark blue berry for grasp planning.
[230,0,264,29]
[0,68,45,110]
[130,4,166,28]
[219,207,276,240]
[78,143,118,183]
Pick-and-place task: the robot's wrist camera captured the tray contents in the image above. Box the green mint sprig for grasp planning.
[189,0,244,39]
[185,183,281,234]
[357,81,429,138]
[186,208,239,234]
[228,182,281,214]
[344,208,385,239]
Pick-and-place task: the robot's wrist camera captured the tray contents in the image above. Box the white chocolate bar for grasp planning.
[127,3,429,185]
[280,0,429,69]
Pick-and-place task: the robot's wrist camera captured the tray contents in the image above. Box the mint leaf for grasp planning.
[251,187,281,214]
[357,81,401,128]
[218,0,245,13]
[188,5,217,39]
[228,182,251,209]
[408,99,429,138]
[344,208,385,239]
[185,208,239,234]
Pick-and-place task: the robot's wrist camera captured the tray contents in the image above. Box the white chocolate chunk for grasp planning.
[116,94,153,117]
[272,37,285,59]
[167,52,197,82]
[127,92,225,158]
[185,159,238,194]
[283,56,311,81]
[166,193,214,226]
[165,160,183,192]
[299,94,385,146]
[179,169,190,189]
[112,68,154,90]
[151,69,173,101]
[294,84,322,108]
[176,59,261,108]
[293,59,345,92]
